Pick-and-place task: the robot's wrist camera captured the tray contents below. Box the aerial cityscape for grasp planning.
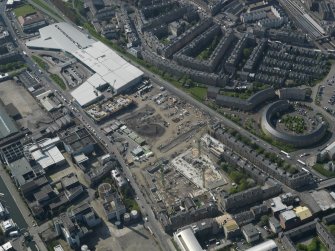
[0,0,335,250]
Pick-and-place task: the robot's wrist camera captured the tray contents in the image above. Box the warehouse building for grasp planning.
[26,23,144,107]
[0,102,19,140]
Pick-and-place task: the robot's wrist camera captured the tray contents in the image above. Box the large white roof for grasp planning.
[174,228,204,251]
[26,22,95,52]
[71,81,103,107]
[245,240,277,251]
[27,23,143,106]
[72,42,143,92]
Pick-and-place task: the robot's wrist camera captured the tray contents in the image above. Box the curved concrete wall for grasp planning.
[261,100,327,147]
[216,87,276,111]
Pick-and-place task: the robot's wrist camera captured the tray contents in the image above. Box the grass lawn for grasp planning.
[259,132,296,153]
[13,4,36,17]
[32,55,48,71]
[50,74,66,90]
[221,90,251,100]
[187,86,207,101]
[313,163,335,178]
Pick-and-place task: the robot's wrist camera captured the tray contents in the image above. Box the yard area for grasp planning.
[13,4,36,17]
[281,115,307,134]
[196,35,221,60]
[297,237,328,251]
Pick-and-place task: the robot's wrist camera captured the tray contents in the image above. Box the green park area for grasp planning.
[219,83,270,100]
[187,86,207,101]
[281,115,307,134]
[13,4,36,17]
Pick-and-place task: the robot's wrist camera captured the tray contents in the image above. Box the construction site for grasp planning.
[119,83,210,160]
[141,130,231,209]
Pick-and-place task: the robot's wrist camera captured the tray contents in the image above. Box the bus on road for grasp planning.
[297,159,306,166]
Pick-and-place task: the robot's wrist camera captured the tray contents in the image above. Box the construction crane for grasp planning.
[161,168,165,189]
[194,136,207,188]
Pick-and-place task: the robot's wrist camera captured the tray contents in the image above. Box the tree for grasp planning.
[0,229,4,245]
[308,238,319,251]
[243,48,252,59]
[328,224,335,236]
[296,243,307,251]
[259,215,269,227]
[185,78,192,87]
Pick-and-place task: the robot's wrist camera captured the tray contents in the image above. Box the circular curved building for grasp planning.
[261,100,327,147]
[98,183,112,200]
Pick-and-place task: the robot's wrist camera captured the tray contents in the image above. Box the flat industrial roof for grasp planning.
[0,102,18,139]
[27,23,144,106]
[28,137,65,169]
[9,157,34,186]
[72,41,143,92]
[70,81,102,107]
[26,22,95,52]
[62,127,95,153]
